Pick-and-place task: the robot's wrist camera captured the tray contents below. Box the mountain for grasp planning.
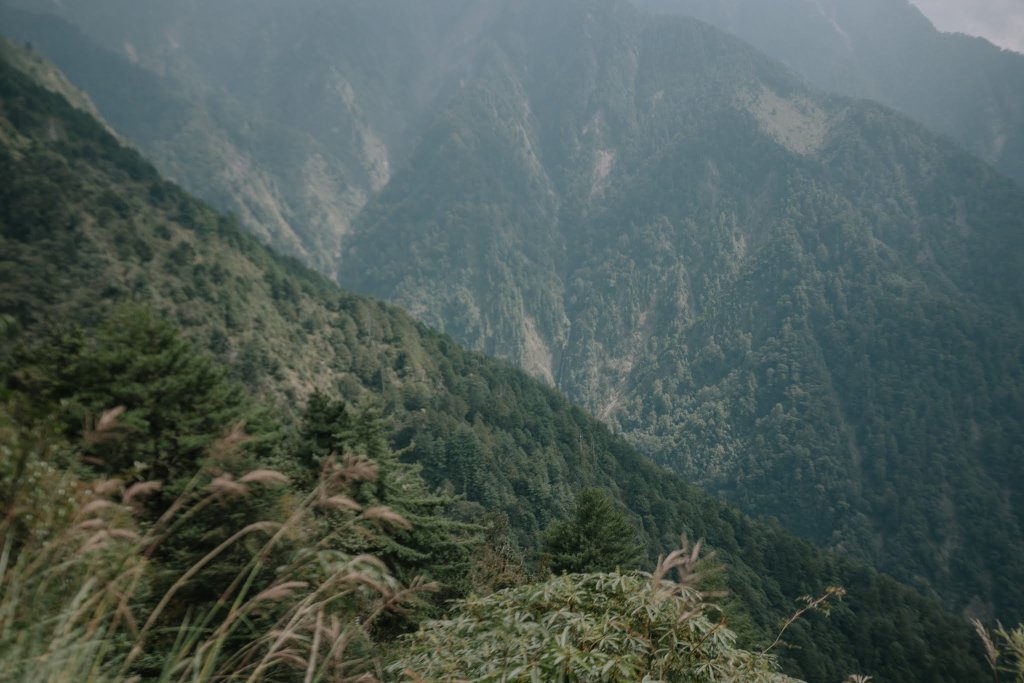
[0,36,114,132]
[631,0,1024,185]
[336,0,1024,623]
[0,46,991,681]
[6,0,1023,629]
[0,1,467,276]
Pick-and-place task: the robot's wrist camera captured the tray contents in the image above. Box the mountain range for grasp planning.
[340,0,1024,623]
[0,44,995,680]
[632,0,1024,185]
[2,0,1023,665]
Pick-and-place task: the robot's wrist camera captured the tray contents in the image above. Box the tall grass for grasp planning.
[0,409,432,683]
[973,619,1024,682]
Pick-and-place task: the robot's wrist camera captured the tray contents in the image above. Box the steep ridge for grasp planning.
[338,0,1024,622]
[0,4,358,274]
[0,36,113,132]
[0,49,990,681]
[6,0,1023,635]
[632,0,1024,184]
[0,0,506,277]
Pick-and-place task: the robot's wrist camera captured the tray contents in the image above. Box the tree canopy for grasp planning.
[543,487,644,574]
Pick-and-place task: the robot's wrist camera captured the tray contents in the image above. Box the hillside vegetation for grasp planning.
[4,3,1022,624]
[0,50,993,681]
[0,0,496,276]
[338,0,1024,623]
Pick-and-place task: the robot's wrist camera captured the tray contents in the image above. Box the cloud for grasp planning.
[910,0,1024,53]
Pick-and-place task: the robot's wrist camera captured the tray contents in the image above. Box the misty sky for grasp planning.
[910,0,1024,52]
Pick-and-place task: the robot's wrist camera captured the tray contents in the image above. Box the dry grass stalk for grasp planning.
[83,406,128,444]
[3,431,436,683]
[207,421,252,462]
[76,499,117,518]
[972,618,999,675]
[208,474,250,498]
[91,478,124,497]
[122,480,162,505]
[239,470,290,487]
[761,585,847,656]
[252,581,311,605]
[359,506,411,530]
[332,454,379,484]
[317,494,362,512]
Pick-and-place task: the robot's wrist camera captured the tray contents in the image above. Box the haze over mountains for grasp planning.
[0,0,469,275]
[0,44,993,680]
[633,0,1024,183]
[910,0,1024,53]
[2,0,1023,673]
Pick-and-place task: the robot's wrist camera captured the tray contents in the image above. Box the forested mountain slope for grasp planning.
[632,0,1024,185]
[13,0,1022,627]
[337,0,1024,623]
[0,36,113,132]
[0,49,991,681]
[0,0,490,276]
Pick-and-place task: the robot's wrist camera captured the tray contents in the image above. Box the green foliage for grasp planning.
[0,51,993,681]
[334,0,1024,628]
[0,314,476,680]
[543,487,644,574]
[0,403,76,547]
[973,620,1024,682]
[296,393,480,624]
[393,543,798,682]
[468,511,532,594]
[5,2,1023,629]
[0,408,434,682]
[9,306,260,482]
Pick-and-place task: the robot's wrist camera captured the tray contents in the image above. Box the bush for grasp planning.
[392,541,799,682]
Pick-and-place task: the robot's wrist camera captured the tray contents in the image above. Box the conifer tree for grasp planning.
[542,487,644,574]
[8,305,261,483]
[298,393,479,621]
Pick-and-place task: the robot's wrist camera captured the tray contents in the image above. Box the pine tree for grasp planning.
[542,487,644,574]
[8,305,261,483]
[297,393,480,623]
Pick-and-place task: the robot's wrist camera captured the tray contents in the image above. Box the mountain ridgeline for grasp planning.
[0,0,509,277]
[632,0,1024,185]
[0,48,992,681]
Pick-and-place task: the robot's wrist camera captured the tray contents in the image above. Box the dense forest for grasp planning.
[0,48,1001,680]
[337,0,1024,625]
[3,4,1022,627]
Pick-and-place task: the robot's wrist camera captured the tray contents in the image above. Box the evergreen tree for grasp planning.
[297,393,479,623]
[8,305,264,483]
[469,511,531,594]
[543,487,644,574]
